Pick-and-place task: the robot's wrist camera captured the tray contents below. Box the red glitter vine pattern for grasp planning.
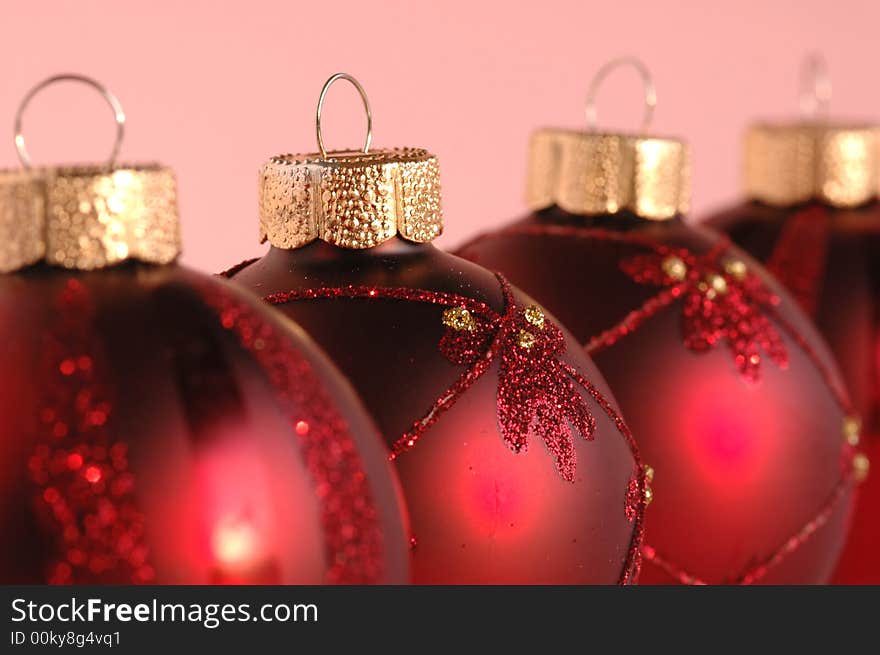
[766,205,830,318]
[200,281,386,584]
[619,242,789,383]
[31,279,152,584]
[218,257,260,280]
[562,362,647,584]
[642,467,855,585]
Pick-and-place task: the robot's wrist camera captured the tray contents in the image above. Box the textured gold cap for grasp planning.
[525,128,691,221]
[744,122,880,207]
[0,164,181,273]
[259,148,443,250]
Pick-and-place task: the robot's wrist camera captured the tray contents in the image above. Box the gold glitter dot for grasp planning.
[644,464,654,483]
[843,415,861,447]
[698,281,716,299]
[523,305,545,329]
[854,453,870,483]
[661,256,687,281]
[724,259,748,280]
[516,329,536,349]
[442,306,476,332]
[705,273,728,296]
[644,486,654,505]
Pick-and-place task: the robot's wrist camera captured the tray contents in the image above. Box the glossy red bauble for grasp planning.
[227,241,647,584]
[705,200,879,583]
[0,263,409,584]
[459,210,858,584]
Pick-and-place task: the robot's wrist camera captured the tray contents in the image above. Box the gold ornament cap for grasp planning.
[525,58,691,221]
[0,165,180,273]
[259,147,442,250]
[0,75,181,273]
[259,73,443,250]
[526,128,690,220]
[744,55,880,208]
[743,122,880,208]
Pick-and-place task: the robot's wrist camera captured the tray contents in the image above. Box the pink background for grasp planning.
[1,1,877,272]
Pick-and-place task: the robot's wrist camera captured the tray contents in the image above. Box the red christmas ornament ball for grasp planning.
[701,119,880,583]
[704,200,880,583]
[0,263,410,584]
[231,140,648,584]
[459,209,859,584]
[227,240,648,584]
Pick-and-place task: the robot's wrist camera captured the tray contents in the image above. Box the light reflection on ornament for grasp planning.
[456,433,540,544]
[212,515,262,568]
[680,364,779,488]
[194,433,277,579]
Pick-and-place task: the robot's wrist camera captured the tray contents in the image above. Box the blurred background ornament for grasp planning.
[702,55,879,583]
[0,75,409,585]
[225,73,648,584]
[458,57,860,584]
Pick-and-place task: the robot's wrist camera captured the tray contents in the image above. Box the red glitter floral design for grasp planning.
[262,276,606,482]
[438,292,596,482]
[620,243,788,382]
[200,281,386,584]
[31,279,152,584]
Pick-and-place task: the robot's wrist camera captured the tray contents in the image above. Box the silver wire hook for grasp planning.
[13,74,126,170]
[315,73,373,159]
[799,53,831,118]
[585,56,656,132]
